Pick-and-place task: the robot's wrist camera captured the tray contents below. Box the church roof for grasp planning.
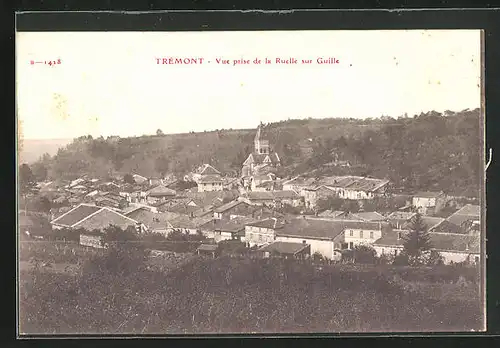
[244,152,280,165]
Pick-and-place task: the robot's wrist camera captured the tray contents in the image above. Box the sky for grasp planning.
[16,30,482,140]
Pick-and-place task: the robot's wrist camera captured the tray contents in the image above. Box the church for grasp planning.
[241,123,281,180]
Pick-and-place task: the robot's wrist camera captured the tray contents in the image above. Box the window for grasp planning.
[258,234,262,242]
[360,231,363,238]
[370,231,374,239]
[475,256,479,264]
[349,242,354,249]
[302,240,306,244]
[349,230,353,237]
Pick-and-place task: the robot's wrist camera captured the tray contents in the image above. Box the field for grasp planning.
[18,243,484,335]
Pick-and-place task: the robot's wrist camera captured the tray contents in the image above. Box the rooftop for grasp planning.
[50,204,102,227]
[259,241,310,255]
[414,191,443,198]
[198,175,224,184]
[246,218,284,229]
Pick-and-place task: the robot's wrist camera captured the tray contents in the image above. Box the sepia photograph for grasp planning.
[16,29,485,335]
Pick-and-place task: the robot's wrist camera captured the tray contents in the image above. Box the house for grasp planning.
[348,211,387,222]
[197,175,224,192]
[259,241,310,260]
[222,177,240,191]
[79,230,106,249]
[132,174,149,185]
[187,164,222,183]
[341,220,389,250]
[401,216,445,232]
[373,230,480,265]
[412,191,446,215]
[50,203,142,233]
[317,210,347,219]
[316,176,390,200]
[386,211,416,229]
[212,216,257,243]
[241,124,281,178]
[282,177,318,194]
[197,244,219,258]
[303,185,338,210]
[274,217,347,261]
[245,218,285,247]
[124,207,181,236]
[446,204,481,234]
[372,229,406,257]
[146,185,177,204]
[165,214,214,235]
[213,199,281,221]
[254,180,276,192]
[250,173,276,191]
[244,190,303,208]
[428,232,480,265]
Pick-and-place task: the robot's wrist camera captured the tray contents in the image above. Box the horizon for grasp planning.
[17,30,481,140]
[21,107,479,141]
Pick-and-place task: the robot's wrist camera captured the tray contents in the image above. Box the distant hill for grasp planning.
[27,109,482,197]
[19,138,73,164]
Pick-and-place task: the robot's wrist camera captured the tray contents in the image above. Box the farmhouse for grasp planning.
[412,191,446,215]
[212,216,256,242]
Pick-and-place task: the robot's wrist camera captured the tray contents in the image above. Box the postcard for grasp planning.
[16,29,485,335]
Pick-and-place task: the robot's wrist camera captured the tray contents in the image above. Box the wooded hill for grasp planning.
[30,108,482,197]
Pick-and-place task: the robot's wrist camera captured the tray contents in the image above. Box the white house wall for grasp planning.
[343,228,382,248]
[275,236,334,260]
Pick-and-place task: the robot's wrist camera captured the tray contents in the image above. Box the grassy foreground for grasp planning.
[18,243,483,335]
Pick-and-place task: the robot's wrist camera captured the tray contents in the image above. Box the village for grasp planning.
[19,123,481,266]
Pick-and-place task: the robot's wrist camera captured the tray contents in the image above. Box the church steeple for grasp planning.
[254,123,269,155]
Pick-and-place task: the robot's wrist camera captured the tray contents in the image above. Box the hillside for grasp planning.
[29,108,482,196]
[19,138,73,164]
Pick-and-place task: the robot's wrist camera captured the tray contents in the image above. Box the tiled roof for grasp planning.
[259,241,309,255]
[215,217,257,233]
[50,204,102,227]
[198,164,221,176]
[198,174,223,183]
[74,208,138,231]
[429,220,467,234]
[147,185,176,197]
[414,191,443,198]
[387,211,416,221]
[318,210,346,218]
[454,204,481,216]
[214,200,247,213]
[373,230,406,247]
[168,215,214,230]
[246,218,284,229]
[351,211,387,221]
[125,208,180,230]
[373,230,480,254]
[402,216,445,231]
[447,204,481,226]
[429,233,480,253]
[277,218,347,240]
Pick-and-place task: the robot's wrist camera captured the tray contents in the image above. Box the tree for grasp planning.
[352,245,377,264]
[32,196,51,214]
[156,129,164,136]
[19,164,37,195]
[31,162,48,182]
[402,213,432,266]
[123,173,135,185]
